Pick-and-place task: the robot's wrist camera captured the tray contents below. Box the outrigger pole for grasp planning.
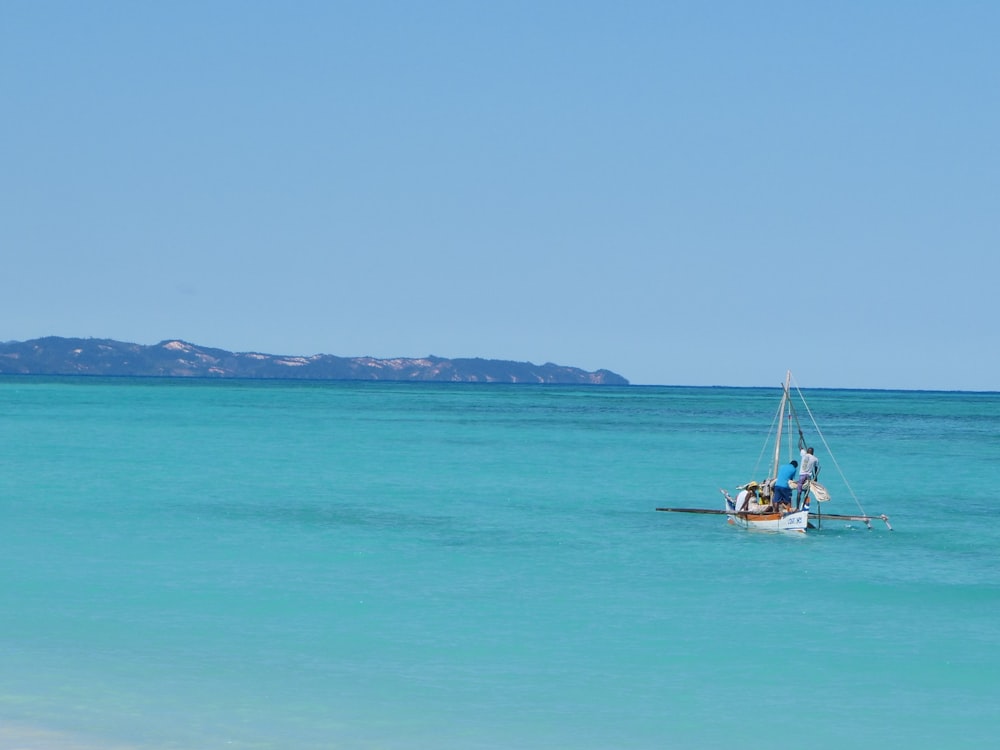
[655,507,893,530]
[811,510,893,531]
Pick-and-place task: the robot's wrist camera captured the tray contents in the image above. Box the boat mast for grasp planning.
[772,370,791,477]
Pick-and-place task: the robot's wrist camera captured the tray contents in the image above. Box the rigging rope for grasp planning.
[788,373,869,517]
[752,397,783,479]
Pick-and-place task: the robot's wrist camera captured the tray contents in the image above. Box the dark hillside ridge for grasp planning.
[0,337,629,385]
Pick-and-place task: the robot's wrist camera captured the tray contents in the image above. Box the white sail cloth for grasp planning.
[804,480,830,502]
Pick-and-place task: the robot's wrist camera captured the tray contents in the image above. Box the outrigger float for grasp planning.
[657,371,892,533]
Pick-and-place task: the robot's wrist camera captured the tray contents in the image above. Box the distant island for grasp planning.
[0,337,629,385]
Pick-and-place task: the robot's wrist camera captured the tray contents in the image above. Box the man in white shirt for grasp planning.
[796,446,819,509]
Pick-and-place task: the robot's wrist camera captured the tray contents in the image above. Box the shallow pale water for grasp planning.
[0,377,997,749]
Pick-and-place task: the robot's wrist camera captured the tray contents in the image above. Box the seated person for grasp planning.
[735,482,771,513]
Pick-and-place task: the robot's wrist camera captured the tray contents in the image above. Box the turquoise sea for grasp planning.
[1,377,998,749]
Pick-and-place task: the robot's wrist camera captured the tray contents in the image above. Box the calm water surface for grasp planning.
[1,377,998,749]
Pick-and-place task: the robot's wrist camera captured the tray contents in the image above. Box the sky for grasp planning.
[2,1,997,390]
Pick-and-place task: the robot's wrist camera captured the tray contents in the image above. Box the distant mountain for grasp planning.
[0,337,629,385]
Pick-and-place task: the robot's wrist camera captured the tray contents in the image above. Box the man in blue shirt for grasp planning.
[773,460,798,511]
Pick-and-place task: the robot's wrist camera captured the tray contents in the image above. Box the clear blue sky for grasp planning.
[3,1,997,389]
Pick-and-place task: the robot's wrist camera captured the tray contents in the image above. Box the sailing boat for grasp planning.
[657,371,892,533]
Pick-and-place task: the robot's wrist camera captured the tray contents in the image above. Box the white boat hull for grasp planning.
[727,508,810,533]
